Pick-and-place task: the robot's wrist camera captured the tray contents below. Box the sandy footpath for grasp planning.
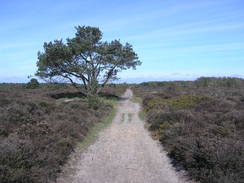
[56,89,192,183]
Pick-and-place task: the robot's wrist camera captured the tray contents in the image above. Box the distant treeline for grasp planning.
[1,77,244,89]
[139,77,244,88]
[0,82,128,90]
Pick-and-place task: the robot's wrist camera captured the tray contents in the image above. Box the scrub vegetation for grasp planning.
[0,83,126,183]
[1,76,243,183]
[133,77,244,183]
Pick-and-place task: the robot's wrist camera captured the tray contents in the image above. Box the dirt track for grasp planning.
[57,89,191,183]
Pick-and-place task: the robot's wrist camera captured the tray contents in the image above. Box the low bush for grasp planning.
[25,78,40,89]
[87,95,102,110]
[0,83,125,183]
[134,78,244,183]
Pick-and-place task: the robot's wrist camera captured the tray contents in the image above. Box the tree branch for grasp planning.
[58,66,88,90]
[60,74,80,89]
[103,66,116,85]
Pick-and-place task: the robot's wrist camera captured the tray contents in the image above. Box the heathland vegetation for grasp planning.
[1,25,140,183]
[0,83,126,183]
[1,24,243,183]
[133,77,244,183]
[1,77,243,183]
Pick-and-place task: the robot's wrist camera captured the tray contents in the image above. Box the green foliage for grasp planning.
[144,97,167,112]
[150,121,173,140]
[36,25,141,95]
[144,95,208,112]
[25,78,39,89]
[87,95,103,110]
[195,77,244,88]
[166,95,208,108]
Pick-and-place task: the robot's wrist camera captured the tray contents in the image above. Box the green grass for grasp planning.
[144,123,150,130]
[139,110,146,121]
[132,96,143,104]
[78,98,118,152]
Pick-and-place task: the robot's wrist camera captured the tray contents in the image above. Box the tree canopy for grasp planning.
[36,26,141,95]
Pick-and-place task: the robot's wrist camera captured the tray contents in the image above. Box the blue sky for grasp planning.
[0,0,243,83]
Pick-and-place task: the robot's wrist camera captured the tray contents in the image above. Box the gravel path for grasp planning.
[57,89,192,183]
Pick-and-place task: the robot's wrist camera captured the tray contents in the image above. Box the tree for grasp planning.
[26,78,40,89]
[36,26,141,95]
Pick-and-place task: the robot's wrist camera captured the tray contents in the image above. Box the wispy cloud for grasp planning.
[1,0,243,83]
[97,1,219,32]
[126,22,244,41]
[139,42,244,53]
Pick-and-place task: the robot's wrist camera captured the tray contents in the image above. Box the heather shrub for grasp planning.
[166,136,244,183]
[134,78,244,183]
[143,95,208,112]
[0,83,123,183]
[165,95,208,108]
[87,95,102,110]
[0,135,35,183]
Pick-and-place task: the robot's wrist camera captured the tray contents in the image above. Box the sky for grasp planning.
[0,0,244,83]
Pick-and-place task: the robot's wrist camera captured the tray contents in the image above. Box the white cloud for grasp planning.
[80,1,219,33]
[126,23,244,41]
